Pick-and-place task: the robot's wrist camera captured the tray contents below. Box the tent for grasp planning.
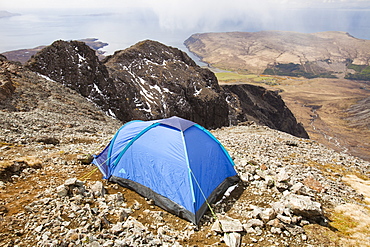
[92,116,238,224]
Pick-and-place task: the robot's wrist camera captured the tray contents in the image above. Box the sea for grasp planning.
[1,7,370,61]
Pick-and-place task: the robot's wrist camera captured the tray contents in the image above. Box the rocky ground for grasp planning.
[1,58,370,246]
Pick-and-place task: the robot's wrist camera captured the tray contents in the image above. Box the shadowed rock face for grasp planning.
[222,84,309,139]
[0,55,16,102]
[102,40,229,129]
[25,40,113,108]
[25,40,229,129]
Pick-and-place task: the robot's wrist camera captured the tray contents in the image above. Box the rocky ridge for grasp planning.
[24,39,307,136]
[25,39,229,129]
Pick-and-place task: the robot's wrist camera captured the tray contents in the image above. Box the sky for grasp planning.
[2,0,370,9]
[2,0,370,32]
[1,0,370,54]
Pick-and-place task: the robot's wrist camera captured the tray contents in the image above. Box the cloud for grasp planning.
[2,0,369,32]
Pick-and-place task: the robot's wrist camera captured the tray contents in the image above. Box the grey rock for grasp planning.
[283,194,323,218]
[224,232,241,247]
[259,208,276,222]
[212,216,243,233]
[271,227,282,234]
[244,219,264,229]
[90,181,106,197]
[64,178,78,186]
[275,168,289,182]
[56,185,69,197]
[118,209,129,222]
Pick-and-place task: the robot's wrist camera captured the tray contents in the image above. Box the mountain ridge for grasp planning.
[23,39,307,137]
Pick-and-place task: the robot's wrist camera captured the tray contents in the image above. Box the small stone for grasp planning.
[118,209,129,222]
[284,224,304,236]
[250,206,263,218]
[244,227,256,234]
[77,154,93,164]
[212,216,243,232]
[64,178,77,186]
[259,208,276,222]
[132,200,141,210]
[224,232,241,247]
[271,202,285,215]
[244,219,264,229]
[35,225,43,233]
[240,173,249,183]
[275,168,289,182]
[275,182,289,191]
[250,237,258,243]
[110,222,123,235]
[90,181,106,197]
[270,227,282,234]
[290,182,304,194]
[56,185,69,197]
[267,219,284,229]
[277,214,292,224]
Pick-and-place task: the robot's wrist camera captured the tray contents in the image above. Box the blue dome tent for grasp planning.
[92,116,238,224]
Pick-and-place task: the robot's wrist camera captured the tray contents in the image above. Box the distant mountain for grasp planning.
[185,31,370,79]
[23,39,307,137]
[0,11,20,18]
[2,38,107,64]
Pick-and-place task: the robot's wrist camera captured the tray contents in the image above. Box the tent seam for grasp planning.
[107,120,144,175]
[110,122,161,175]
[181,130,196,213]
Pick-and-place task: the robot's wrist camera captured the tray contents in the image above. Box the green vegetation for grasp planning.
[215,72,279,86]
[215,72,256,82]
[345,63,370,81]
[330,212,359,236]
[263,63,337,79]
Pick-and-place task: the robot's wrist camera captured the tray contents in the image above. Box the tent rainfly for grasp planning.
[92,116,239,224]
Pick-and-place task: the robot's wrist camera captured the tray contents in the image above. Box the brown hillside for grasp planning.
[185,31,370,75]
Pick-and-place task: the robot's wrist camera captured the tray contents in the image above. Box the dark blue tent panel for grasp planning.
[92,116,238,224]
